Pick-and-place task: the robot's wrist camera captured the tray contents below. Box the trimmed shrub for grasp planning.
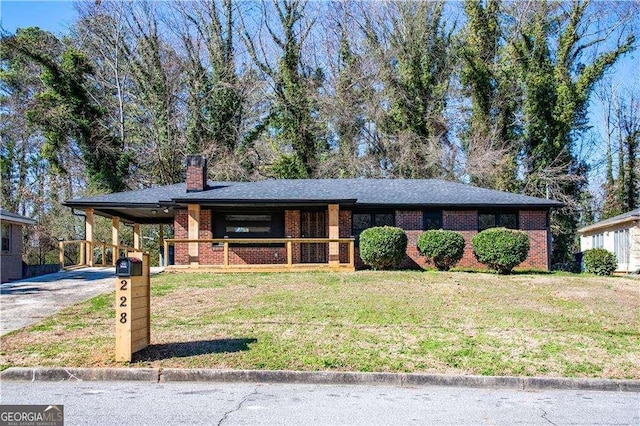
[582,248,617,276]
[417,230,465,271]
[359,226,408,270]
[472,228,530,274]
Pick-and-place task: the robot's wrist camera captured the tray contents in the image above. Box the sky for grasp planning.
[1,1,78,35]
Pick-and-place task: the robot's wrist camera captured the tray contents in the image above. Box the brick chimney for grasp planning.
[185,155,207,192]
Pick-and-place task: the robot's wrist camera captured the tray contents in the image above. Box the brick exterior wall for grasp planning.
[173,206,550,270]
[443,210,483,268]
[339,210,352,263]
[198,209,215,265]
[396,210,428,269]
[440,210,549,270]
[285,210,301,264]
[518,210,549,269]
[353,209,550,270]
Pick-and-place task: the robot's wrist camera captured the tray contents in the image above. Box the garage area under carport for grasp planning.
[61,186,179,269]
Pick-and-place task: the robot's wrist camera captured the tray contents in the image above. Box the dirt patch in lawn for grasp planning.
[1,271,638,379]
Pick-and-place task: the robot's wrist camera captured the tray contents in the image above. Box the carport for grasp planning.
[61,185,179,269]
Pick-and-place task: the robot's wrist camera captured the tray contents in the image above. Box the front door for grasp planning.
[300,211,327,263]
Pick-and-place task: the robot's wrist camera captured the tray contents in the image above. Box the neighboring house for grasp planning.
[1,209,36,283]
[63,155,562,272]
[578,208,640,273]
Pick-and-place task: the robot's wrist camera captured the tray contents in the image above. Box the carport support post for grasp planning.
[158,224,164,266]
[188,204,200,265]
[59,240,64,269]
[133,223,141,250]
[112,216,120,265]
[85,208,94,267]
[329,204,339,265]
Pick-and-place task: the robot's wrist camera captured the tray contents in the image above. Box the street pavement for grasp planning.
[1,380,638,425]
[0,267,162,335]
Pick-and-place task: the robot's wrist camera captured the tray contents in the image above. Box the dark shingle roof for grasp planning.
[173,179,561,207]
[63,182,238,206]
[65,179,561,209]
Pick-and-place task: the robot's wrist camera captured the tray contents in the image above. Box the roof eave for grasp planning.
[171,198,359,206]
[0,216,36,225]
[578,215,640,234]
[63,201,176,208]
[355,202,562,209]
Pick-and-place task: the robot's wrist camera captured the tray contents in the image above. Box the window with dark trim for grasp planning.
[1,223,11,252]
[478,212,518,231]
[214,211,284,241]
[352,211,395,241]
[423,211,442,230]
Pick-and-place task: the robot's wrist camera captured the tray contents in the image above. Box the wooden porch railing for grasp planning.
[58,240,136,270]
[163,237,356,272]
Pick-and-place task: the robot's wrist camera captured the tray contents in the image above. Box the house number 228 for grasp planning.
[119,280,128,324]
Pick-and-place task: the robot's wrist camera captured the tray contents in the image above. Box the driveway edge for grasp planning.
[2,367,638,392]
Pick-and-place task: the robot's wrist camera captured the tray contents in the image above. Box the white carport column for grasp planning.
[85,208,94,267]
[188,204,200,265]
[329,204,339,265]
[112,216,120,264]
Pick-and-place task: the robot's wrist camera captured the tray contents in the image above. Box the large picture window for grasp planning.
[424,211,442,230]
[478,212,518,231]
[214,212,284,240]
[352,211,395,241]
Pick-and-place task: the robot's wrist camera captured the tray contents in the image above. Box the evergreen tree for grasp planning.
[460,0,520,191]
[2,27,129,192]
[513,1,634,261]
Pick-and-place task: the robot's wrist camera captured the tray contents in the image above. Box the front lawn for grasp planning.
[1,271,638,379]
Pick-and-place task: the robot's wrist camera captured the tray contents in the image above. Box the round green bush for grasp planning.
[417,230,465,271]
[582,248,617,276]
[359,226,408,270]
[471,228,530,274]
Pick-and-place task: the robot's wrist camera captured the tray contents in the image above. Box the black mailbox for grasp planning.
[116,257,142,277]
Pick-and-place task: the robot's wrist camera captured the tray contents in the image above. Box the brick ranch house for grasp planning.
[63,155,562,272]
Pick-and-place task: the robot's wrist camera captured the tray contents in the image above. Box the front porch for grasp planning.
[59,203,357,273]
[162,237,356,272]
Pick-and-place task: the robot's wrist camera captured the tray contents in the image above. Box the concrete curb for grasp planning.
[0,367,158,382]
[2,367,639,392]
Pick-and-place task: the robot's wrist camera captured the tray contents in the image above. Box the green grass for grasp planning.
[2,270,638,378]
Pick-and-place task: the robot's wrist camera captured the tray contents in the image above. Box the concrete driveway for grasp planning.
[0,267,162,335]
